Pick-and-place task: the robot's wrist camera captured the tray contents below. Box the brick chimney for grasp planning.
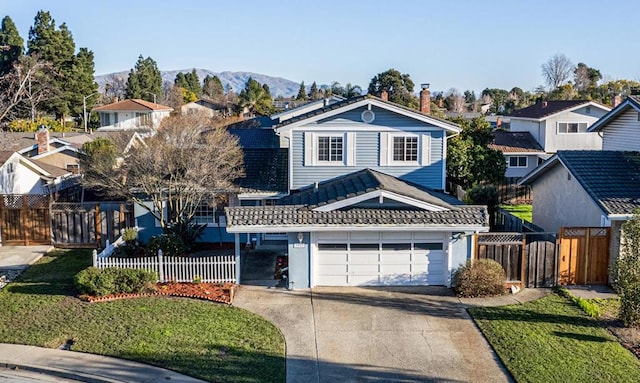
[496,117,502,128]
[420,83,431,114]
[612,95,622,108]
[380,90,388,101]
[36,125,50,155]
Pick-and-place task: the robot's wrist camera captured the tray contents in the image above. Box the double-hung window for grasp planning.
[191,194,229,226]
[317,136,343,163]
[393,136,418,162]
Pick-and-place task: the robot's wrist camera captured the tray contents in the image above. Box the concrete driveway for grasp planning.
[234,286,511,383]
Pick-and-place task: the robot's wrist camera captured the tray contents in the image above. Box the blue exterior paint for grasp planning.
[134,204,234,245]
[449,232,474,285]
[291,127,445,190]
[287,232,310,289]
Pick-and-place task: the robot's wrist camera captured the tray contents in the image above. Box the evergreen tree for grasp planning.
[308,81,320,100]
[68,47,98,116]
[296,81,307,101]
[27,11,77,119]
[125,55,163,102]
[368,68,418,109]
[238,77,274,115]
[185,69,201,97]
[174,70,201,102]
[0,16,24,76]
[203,75,224,100]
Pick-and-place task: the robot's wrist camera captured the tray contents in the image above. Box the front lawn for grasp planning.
[500,204,532,222]
[469,293,640,383]
[0,250,285,383]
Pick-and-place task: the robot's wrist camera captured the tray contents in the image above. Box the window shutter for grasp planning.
[380,132,388,166]
[421,134,431,165]
[346,132,355,166]
[304,132,313,166]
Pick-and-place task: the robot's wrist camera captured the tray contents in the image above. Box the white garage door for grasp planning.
[315,231,446,286]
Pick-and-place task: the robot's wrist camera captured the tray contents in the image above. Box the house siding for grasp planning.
[602,108,640,151]
[530,164,604,232]
[0,158,45,194]
[33,150,78,170]
[291,128,444,190]
[504,154,540,179]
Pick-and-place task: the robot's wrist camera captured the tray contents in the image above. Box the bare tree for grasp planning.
[0,55,57,122]
[103,73,126,103]
[542,54,574,90]
[81,113,245,228]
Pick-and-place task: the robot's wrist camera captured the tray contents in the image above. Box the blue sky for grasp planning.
[3,0,639,93]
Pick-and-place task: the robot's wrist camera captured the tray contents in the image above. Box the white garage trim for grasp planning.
[313,231,450,287]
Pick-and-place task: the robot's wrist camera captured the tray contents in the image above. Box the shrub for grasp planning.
[145,234,185,257]
[74,267,157,296]
[7,117,69,132]
[557,288,603,318]
[613,208,640,327]
[165,220,205,252]
[453,259,506,298]
[122,228,138,243]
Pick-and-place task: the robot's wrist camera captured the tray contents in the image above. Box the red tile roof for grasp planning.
[93,99,172,112]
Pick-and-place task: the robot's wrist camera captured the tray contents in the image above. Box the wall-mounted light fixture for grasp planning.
[297,232,304,243]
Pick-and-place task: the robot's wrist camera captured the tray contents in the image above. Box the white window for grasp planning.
[317,136,343,162]
[393,136,418,162]
[558,122,588,133]
[100,113,111,126]
[304,132,355,166]
[136,112,152,127]
[508,156,528,168]
[380,132,430,166]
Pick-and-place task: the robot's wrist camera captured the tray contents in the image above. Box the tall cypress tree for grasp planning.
[296,81,307,101]
[69,48,98,115]
[0,16,24,76]
[308,81,320,100]
[125,55,163,102]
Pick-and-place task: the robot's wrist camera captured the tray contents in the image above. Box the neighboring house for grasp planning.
[0,151,75,195]
[518,151,640,278]
[587,95,640,151]
[93,99,173,131]
[488,131,545,180]
[181,99,231,117]
[506,100,610,153]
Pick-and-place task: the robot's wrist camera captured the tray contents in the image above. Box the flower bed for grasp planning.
[81,282,236,304]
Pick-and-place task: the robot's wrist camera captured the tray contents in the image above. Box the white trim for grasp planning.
[500,151,546,156]
[237,192,287,200]
[310,232,317,288]
[312,189,449,212]
[379,132,388,166]
[227,224,489,233]
[507,155,528,168]
[306,132,347,166]
[421,134,431,166]
[346,132,356,166]
[446,231,453,287]
[608,214,634,221]
[556,121,589,134]
[441,133,447,190]
[31,145,80,159]
[275,98,461,134]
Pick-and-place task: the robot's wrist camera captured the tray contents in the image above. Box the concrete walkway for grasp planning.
[0,245,52,270]
[0,344,206,383]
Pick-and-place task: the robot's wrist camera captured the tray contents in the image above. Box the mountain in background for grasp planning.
[95,68,302,98]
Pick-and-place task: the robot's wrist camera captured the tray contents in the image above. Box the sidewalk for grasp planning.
[0,245,52,270]
[0,343,206,383]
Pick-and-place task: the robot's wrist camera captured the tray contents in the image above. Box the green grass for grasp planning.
[500,204,533,222]
[0,250,285,383]
[469,293,640,383]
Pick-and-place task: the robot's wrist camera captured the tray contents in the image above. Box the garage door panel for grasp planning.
[381,264,411,274]
[351,264,380,275]
[350,275,380,285]
[382,232,412,241]
[319,264,349,274]
[318,232,348,241]
[318,253,348,265]
[350,253,379,264]
[381,253,411,264]
[319,275,350,285]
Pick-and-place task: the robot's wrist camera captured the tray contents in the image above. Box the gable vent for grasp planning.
[361,110,375,124]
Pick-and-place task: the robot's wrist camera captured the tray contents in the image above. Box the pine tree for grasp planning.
[238,77,274,116]
[308,81,320,100]
[68,48,98,115]
[185,69,201,97]
[203,75,224,101]
[0,16,24,76]
[296,81,307,101]
[125,55,163,102]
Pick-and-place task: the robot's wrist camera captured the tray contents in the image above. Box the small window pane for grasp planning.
[350,243,380,250]
[509,157,518,167]
[318,243,348,250]
[382,243,411,251]
[414,243,444,251]
[318,137,329,161]
[518,157,527,167]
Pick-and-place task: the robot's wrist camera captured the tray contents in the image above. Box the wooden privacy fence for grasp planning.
[51,202,134,248]
[0,194,51,246]
[495,210,545,233]
[93,250,237,284]
[473,232,559,288]
[559,227,610,285]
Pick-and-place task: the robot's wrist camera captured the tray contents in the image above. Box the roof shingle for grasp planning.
[488,131,544,153]
[506,100,595,119]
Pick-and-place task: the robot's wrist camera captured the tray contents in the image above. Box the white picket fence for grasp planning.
[92,250,237,283]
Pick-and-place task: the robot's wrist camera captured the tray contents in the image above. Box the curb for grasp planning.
[1,362,124,383]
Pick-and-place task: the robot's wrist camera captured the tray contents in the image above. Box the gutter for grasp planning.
[608,214,635,221]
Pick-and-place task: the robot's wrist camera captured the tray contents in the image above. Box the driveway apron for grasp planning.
[234,286,511,383]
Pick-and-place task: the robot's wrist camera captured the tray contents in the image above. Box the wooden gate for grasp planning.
[50,202,134,248]
[0,195,51,246]
[559,227,610,285]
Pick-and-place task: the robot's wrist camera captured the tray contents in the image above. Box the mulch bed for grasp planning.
[80,282,236,305]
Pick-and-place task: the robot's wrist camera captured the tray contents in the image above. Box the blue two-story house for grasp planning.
[225,94,489,288]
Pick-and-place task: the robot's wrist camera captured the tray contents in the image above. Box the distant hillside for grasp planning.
[95,69,301,98]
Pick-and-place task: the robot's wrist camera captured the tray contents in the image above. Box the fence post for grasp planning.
[158,249,165,282]
[95,204,101,248]
[92,249,98,267]
[521,234,527,288]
